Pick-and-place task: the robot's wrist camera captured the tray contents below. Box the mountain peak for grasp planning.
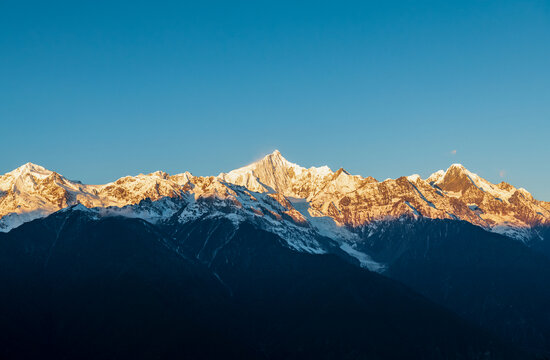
[229,150,300,175]
[447,163,468,172]
[6,162,52,179]
[436,164,477,192]
[441,163,479,180]
[259,149,294,167]
[219,151,337,196]
[16,162,47,171]
[218,150,303,194]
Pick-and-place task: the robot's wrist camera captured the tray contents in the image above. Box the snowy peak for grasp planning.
[219,150,334,196]
[0,162,65,194]
[448,163,466,170]
[2,162,55,185]
[434,164,494,195]
[7,162,51,177]
[264,149,288,163]
[253,149,305,181]
[436,163,478,192]
[434,163,520,202]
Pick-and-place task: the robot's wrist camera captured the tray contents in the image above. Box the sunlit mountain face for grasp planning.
[1,152,550,359]
[2,151,548,240]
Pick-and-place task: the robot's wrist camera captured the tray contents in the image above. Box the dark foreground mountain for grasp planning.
[356,219,550,356]
[0,208,520,359]
[531,225,550,260]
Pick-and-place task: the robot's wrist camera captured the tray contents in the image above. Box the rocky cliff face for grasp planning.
[1,152,548,243]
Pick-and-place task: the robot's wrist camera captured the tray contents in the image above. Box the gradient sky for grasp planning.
[1,1,549,199]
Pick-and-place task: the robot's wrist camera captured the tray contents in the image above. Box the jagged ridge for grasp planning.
[1,151,549,247]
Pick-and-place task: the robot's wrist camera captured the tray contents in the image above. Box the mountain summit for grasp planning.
[219,150,333,196]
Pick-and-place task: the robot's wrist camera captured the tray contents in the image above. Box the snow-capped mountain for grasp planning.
[1,151,549,248]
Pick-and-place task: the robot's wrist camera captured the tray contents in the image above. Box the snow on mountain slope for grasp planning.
[0,163,87,230]
[0,164,190,231]
[428,164,550,236]
[1,152,549,246]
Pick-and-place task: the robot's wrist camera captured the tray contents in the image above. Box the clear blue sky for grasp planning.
[1,1,549,199]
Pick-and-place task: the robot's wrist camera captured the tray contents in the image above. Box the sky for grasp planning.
[1,1,549,199]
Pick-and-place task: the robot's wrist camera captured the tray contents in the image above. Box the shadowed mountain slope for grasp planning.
[0,209,523,359]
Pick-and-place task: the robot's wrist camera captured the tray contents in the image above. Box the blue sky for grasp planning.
[1,1,549,199]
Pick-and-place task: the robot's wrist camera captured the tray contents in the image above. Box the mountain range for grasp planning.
[1,151,550,359]
[2,150,549,246]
